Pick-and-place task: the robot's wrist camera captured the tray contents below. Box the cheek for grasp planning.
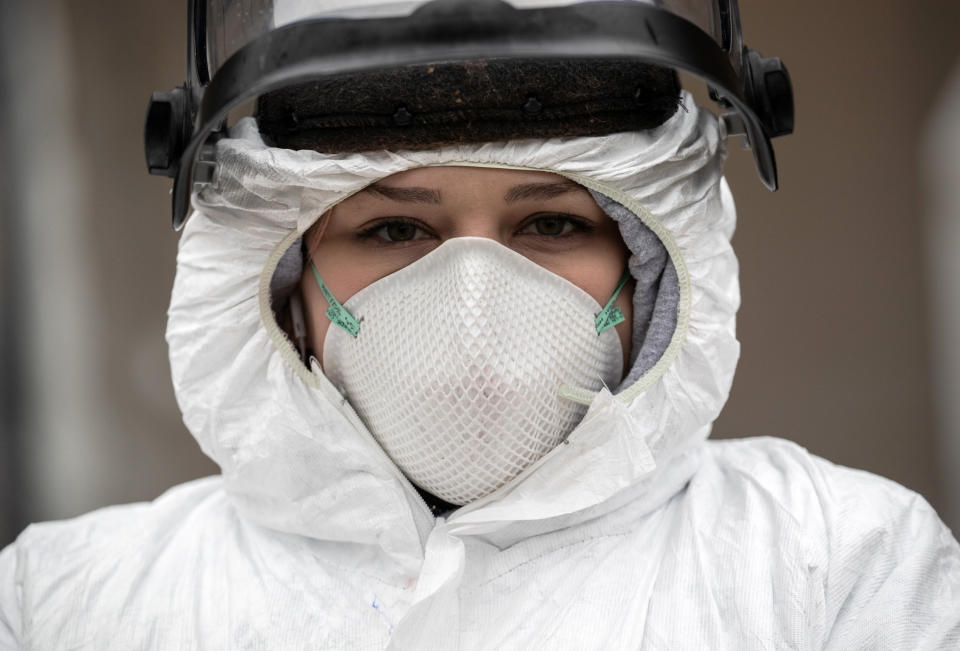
[547,260,634,379]
[300,246,389,367]
[543,238,633,378]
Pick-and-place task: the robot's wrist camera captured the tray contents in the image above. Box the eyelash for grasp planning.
[355,217,433,244]
[517,213,594,237]
[355,214,594,244]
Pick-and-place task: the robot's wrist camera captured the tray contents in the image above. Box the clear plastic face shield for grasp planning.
[203,0,741,76]
[145,0,793,229]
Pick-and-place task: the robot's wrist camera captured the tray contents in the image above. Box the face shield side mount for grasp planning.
[145,0,794,230]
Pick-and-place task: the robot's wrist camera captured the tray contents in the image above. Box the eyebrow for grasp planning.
[362,179,582,204]
[503,181,582,203]
[364,183,442,204]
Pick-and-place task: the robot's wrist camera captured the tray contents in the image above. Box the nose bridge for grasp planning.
[449,216,503,242]
[442,175,512,241]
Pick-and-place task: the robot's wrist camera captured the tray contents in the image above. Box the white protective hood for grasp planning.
[166,91,737,604]
[5,89,960,649]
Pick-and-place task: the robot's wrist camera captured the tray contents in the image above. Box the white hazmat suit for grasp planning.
[2,96,959,649]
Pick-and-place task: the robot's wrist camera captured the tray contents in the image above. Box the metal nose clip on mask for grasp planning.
[315,237,627,505]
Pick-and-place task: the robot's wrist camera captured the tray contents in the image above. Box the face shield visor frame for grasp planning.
[145,0,794,230]
[199,0,743,81]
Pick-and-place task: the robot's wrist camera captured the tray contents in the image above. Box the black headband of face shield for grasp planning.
[256,59,683,152]
[145,0,794,230]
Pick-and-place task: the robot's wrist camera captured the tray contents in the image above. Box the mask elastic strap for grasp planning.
[595,267,631,335]
[311,260,361,338]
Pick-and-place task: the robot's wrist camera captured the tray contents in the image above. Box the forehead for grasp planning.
[371,165,574,189]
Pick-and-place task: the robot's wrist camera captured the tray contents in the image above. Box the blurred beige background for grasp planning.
[2,0,959,547]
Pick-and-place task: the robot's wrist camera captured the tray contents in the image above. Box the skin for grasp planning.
[300,166,635,375]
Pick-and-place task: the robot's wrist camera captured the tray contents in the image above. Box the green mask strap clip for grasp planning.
[595,267,632,335]
[311,260,361,338]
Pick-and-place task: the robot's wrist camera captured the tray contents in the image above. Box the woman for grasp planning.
[3,91,958,646]
[3,0,959,644]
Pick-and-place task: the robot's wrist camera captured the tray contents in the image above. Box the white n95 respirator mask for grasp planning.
[317,237,627,506]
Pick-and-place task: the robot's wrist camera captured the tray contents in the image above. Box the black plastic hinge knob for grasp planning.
[744,49,794,138]
[144,86,192,178]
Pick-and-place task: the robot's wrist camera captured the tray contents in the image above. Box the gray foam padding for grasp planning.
[270,238,305,315]
[588,190,679,391]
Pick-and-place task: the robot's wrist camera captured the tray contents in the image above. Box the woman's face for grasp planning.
[301,166,634,373]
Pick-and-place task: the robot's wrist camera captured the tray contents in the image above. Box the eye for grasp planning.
[518,214,592,237]
[357,218,433,243]
[382,222,418,241]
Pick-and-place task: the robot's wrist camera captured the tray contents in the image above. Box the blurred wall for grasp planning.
[924,61,960,532]
[712,1,960,523]
[1,0,958,547]
[1,0,217,548]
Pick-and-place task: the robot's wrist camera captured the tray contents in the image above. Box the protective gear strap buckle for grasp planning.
[595,268,632,335]
[311,261,361,338]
